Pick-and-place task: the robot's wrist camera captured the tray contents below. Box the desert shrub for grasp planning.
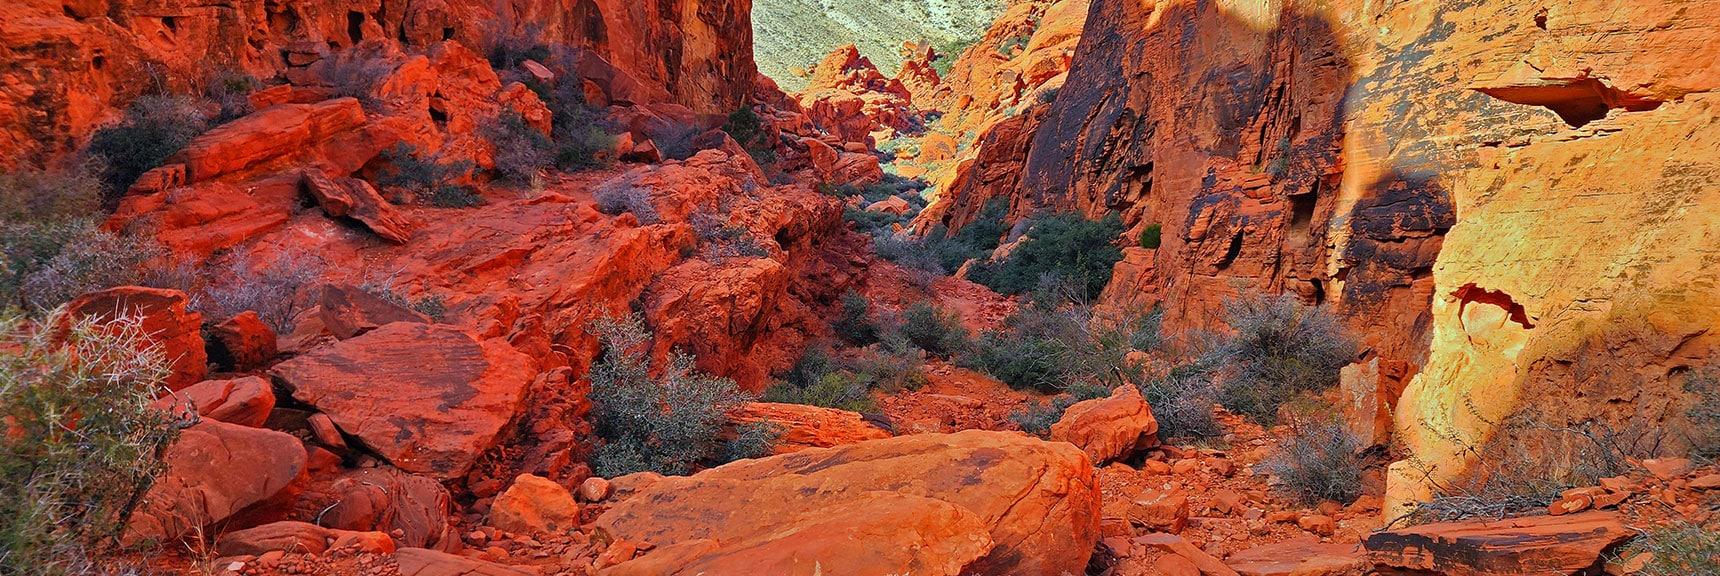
[319,52,394,109]
[593,182,660,224]
[964,288,1158,394]
[531,53,617,171]
[1635,522,1720,576]
[194,249,327,333]
[483,112,555,186]
[1264,418,1366,505]
[932,38,976,77]
[377,144,480,207]
[1684,368,1720,461]
[652,122,706,161]
[970,211,1125,300]
[1138,223,1162,249]
[721,104,774,165]
[763,372,877,413]
[927,197,1011,273]
[86,94,209,199]
[585,315,776,476]
[1,311,191,574]
[901,301,970,357]
[1036,86,1060,104]
[1210,292,1356,425]
[204,68,259,124]
[482,21,550,71]
[1139,362,1224,439]
[1,220,162,314]
[833,290,879,346]
[0,163,104,222]
[849,334,930,393]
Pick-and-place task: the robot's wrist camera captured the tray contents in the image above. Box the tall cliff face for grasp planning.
[961,0,1718,515]
[0,0,755,168]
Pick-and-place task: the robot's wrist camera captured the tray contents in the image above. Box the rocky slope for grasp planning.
[0,0,754,168]
[752,0,1005,92]
[928,0,1720,517]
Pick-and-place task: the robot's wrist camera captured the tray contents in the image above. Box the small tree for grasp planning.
[900,301,970,357]
[970,211,1125,300]
[586,315,776,477]
[1,311,190,574]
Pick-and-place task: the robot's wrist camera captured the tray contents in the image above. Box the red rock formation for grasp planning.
[1365,512,1633,576]
[938,0,1720,516]
[122,420,307,545]
[594,431,1101,575]
[797,45,914,146]
[732,402,893,454]
[0,0,756,167]
[1050,385,1160,465]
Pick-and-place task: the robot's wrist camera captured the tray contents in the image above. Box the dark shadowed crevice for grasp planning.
[1473,77,1663,128]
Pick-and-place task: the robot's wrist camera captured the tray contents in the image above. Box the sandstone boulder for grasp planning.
[732,402,892,454]
[594,430,1100,575]
[173,99,369,182]
[62,286,206,391]
[216,521,332,556]
[300,170,414,244]
[292,467,455,550]
[207,310,278,372]
[395,548,535,576]
[123,420,307,545]
[1050,385,1160,464]
[1224,537,1369,576]
[271,322,534,479]
[317,284,431,340]
[151,376,275,428]
[488,474,582,534]
[1364,512,1634,576]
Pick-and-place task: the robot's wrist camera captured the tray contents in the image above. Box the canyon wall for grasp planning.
[0,0,755,168]
[953,0,1718,516]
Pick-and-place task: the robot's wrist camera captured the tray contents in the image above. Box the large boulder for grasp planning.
[488,474,581,534]
[1050,385,1159,464]
[270,322,534,479]
[61,286,206,391]
[1364,511,1634,576]
[123,420,307,545]
[594,430,1100,575]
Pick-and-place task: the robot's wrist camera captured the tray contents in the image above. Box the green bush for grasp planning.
[483,112,555,187]
[204,68,259,124]
[932,38,977,77]
[763,372,878,413]
[1138,223,1162,249]
[849,335,929,393]
[586,315,776,477]
[901,301,970,357]
[1211,292,1356,425]
[86,95,209,199]
[963,290,1158,394]
[537,72,616,171]
[721,105,775,166]
[833,290,880,346]
[1,311,189,574]
[1637,522,1720,576]
[970,211,1125,301]
[1263,419,1366,505]
[377,144,480,208]
[930,197,1011,273]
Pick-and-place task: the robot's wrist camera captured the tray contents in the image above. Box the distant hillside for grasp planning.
[753,0,1006,92]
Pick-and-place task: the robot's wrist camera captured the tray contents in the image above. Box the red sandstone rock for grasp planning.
[151,376,275,428]
[270,323,534,480]
[317,284,431,340]
[61,286,206,391]
[123,420,307,545]
[488,474,581,534]
[1128,487,1189,534]
[594,431,1100,575]
[1364,512,1634,576]
[395,548,534,576]
[1134,532,1240,576]
[292,467,455,550]
[1050,385,1160,464]
[578,477,612,502]
[1224,537,1370,576]
[208,310,278,372]
[216,521,332,556]
[732,402,892,454]
[300,170,414,244]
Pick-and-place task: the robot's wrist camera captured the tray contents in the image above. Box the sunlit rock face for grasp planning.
[948,0,1719,516]
[0,0,755,167]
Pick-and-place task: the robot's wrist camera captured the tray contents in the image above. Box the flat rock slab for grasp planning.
[270,322,534,479]
[594,430,1100,575]
[395,548,534,576]
[1364,512,1633,576]
[1225,537,1369,576]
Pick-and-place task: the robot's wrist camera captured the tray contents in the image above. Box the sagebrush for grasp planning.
[1210,292,1355,425]
[586,315,776,476]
